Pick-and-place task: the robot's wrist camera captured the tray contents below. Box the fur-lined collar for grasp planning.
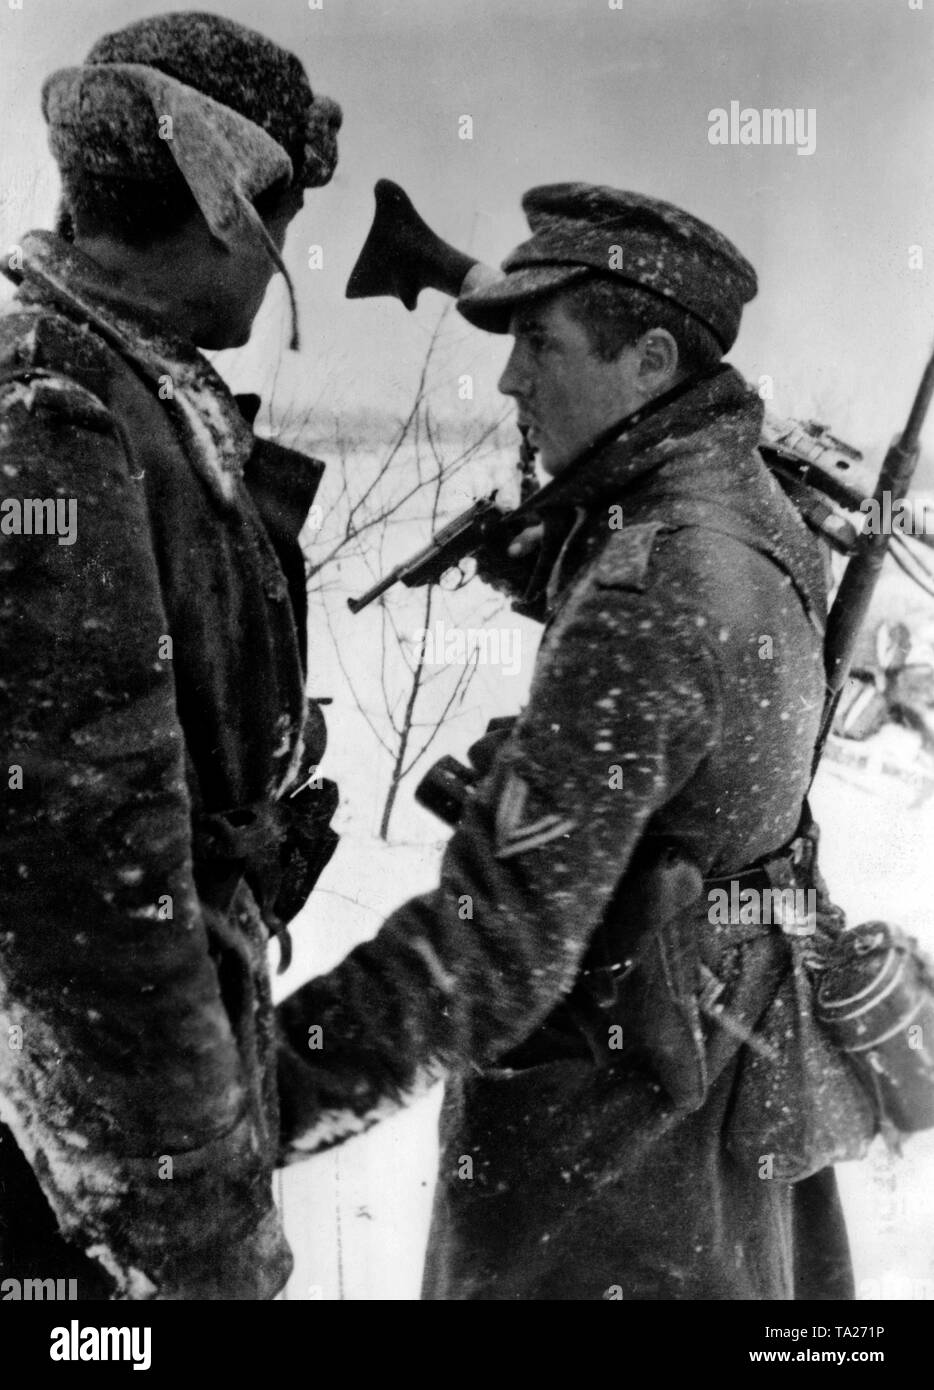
[3,230,253,507]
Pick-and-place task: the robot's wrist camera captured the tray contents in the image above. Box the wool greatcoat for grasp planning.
[276,364,859,1300]
[0,232,335,1299]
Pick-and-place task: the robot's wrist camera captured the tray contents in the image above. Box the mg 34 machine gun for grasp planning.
[344,182,934,624]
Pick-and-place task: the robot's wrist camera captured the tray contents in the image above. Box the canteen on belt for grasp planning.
[816,920,934,1134]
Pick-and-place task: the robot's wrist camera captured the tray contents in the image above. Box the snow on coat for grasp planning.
[0,232,326,1299]
[277,366,859,1299]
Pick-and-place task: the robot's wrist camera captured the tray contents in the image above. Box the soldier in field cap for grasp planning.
[0,12,342,1299]
[458,182,757,355]
[276,184,869,1299]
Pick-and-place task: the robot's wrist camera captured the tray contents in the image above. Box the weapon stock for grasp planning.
[346,179,495,309]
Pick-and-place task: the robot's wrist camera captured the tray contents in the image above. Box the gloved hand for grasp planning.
[466,715,518,778]
[473,521,544,600]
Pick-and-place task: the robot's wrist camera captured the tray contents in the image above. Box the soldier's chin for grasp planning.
[539,444,571,477]
[198,318,253,352]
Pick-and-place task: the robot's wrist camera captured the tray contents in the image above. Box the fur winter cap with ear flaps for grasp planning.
[46,11,341,194]
[42,12,342,349]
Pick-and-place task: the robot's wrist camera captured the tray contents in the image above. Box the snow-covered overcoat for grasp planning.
[277,364,858,1300]
[0,232,331,1299]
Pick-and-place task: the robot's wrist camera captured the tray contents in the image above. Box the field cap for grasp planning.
[458,183,757,350]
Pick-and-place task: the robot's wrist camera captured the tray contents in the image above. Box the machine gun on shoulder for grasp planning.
[344,179,934,650]
[343,407,879,614]
[345,413,865,614]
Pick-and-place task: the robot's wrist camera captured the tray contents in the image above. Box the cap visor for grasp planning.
[456,264,592,332]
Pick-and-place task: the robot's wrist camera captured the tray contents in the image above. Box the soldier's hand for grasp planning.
[473,522,544,599]
[507,522,545,558]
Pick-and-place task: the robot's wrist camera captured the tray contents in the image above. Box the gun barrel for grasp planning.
[822,439,921,693]
[347,494,502,614]
[347,570,405,614]
[815,341,934,761]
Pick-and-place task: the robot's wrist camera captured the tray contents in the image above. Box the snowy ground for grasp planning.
[814,739,934,1302]
[272,836,443,1302]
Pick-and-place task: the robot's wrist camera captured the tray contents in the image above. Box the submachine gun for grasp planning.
[345,179,934,621]
[343,179,934,1137]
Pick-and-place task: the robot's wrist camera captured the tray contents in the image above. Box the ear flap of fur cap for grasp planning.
[44,62,306,347]
[42,63,294,250]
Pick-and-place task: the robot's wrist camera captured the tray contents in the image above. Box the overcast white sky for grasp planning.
[2,0,933,455]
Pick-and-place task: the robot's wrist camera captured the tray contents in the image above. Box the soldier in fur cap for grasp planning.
[0,13,341,1299]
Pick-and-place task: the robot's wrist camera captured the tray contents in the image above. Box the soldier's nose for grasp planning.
[498,344,527,399]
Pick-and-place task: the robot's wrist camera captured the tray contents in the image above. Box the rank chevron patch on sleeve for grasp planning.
[493,770,576,860]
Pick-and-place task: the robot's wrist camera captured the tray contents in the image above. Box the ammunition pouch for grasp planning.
[719,844,879,1181]
[585,817,881,1179]
[561,817,884,1180]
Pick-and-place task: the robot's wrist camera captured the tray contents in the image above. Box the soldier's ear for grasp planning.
[636,328,680,390]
